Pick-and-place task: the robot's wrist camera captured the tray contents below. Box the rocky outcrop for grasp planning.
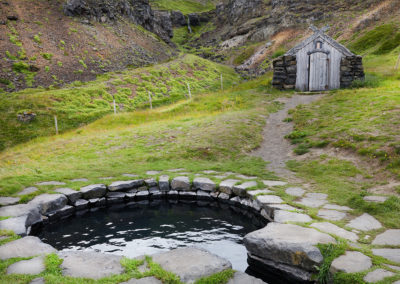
[63,0,173,43]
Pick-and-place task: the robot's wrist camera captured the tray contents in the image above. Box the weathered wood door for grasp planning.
[309,52,329,91]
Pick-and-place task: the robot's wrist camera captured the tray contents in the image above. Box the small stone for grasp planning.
[122,174,138,178]
[347,213,382,231]
[203,170,218,174]
[285,187,305,197]
[256,195,283,205]
[158,175,170,192]
[363,196,388,203]
[55,188,82,204]
[330,251,372,273]
[235,174,257,180]
[197,190,212,201]
[217,193,230,200]
[247,189,273,198]
[317,209,346,221]
[99,177,114,180]
[210,192,219,198]
[146,171,160,175]
[108,180,144,192]
[372,229,400,245]
[18,187,38,196]
[136,191,150,200]
[363,269,394,283]
[179,191,197,200]
[29,194,68,215]
[233,181,258,197]
[311,222,358,242]
[262,180,287,187]
[74,199,89,210]
[274,210,312,223]
[36,181,66,186]
[0,236,56,260]
[0,197,20,206]
[219,179,240,195]
[171,177,191,191]
[262,204,301,218]
[7,256,45,275]
[372,249,400,263]
[80,184,107,199]
[323,204,352,211]
[193,178,216,192]
[167,190,178,198]
[167,169,185,172]
[70,178,89,182]
[145,178,157,187]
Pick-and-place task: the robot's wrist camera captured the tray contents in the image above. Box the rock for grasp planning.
[152,247,231,283]
[227,272,266,284]
[0,236,56,260]
[80,184,107,198]
[247,189,273,198]
[0,216,33,235]
[262,204,301,219]
[274,210,312,223]
[158,175,170,192]
[372,229,400,245]
[245,223,335,272]
[0,197,20,206]
[363,269,394,283]
[55,188,82,204]
[30,278,45,284]
[146,171,160,175]
[330,251,372,273]
[317,209,346,221]
[372,249,400,263]
[57,205,75,218]
[347,213,382,231]
[233,181,257,197]
[167,168,185,172]
[145,178,157,187]
[122,174,138,178]
[74,199,89,210]
[285,187,305,197]
[7,15,18,21]
[323,204,352,211]
[0,204,41,229]
[363,196,388,203]
[29,194,68,215]
[108,180,144,192]
[36,181,66,186]
[193,178,216,192]
[179,191,197,200]
[262,180,287,187]
[235,174,257,180]
[203,170,218,174]
[70,178,89,182]
[297,197,327,208]
[256,195,283,206]
[197,190,212,201]
[18,187,38,196]
[58,251,124,279]
[219,179,240,195]
[311,222,358,242]
[171,10,186,27]
[99,177,114,180]
[217,193,230,201]
[305,193,327,200]
[136,191,150,200]
[171,177,191,191]
[7,256,45,275]
[386,264,400,271]
[121,277,162,284]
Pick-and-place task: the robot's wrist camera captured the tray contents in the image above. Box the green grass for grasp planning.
[0,54,239,151]
[150,0,217,14]
[233,46,256,65]
[195,269,235,284]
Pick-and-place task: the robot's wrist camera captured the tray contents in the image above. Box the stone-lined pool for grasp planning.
[36,200,265,271]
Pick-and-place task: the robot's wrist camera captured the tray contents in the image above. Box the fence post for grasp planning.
[395,53,400,70]
[187,83,191,99]
[148,91,153,109]
[54,115,58,135]
[113,98,117,114]
[220,73,223,90]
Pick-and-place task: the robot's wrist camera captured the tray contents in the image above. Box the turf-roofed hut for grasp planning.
[272,26,365,91]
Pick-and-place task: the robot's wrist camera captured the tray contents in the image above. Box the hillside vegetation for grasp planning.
[149,0,217,14]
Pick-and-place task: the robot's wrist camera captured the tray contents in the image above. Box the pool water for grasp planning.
[36,200,265,271]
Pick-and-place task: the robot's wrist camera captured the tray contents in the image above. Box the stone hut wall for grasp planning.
[272,56,297,90]
[340,55,365,88]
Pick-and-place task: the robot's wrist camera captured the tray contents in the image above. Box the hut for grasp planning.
[272,26,365,91]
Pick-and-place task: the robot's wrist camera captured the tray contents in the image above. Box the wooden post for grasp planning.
[54,115,58,135]
[187,83,191,99]
[395,53,400,70]
[113,99,117,114]
[148,91,152,109]
[220,74,223,90]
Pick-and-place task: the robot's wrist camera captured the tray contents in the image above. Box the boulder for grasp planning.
[330,251,371,273]
[193,177,216,192]
[152,247,231,283]
[219,179,240,195]
[80,184,107,199]
[233,181,257,197]
[171,177,191,191]
[29,194,68,215]
[0,236,56,260]
[244,223,335,272]
[158,175,170,192]
[347,213,382,231]
[58,251,124,279]
[197,190,212,201]
[108,180,144,192]
[171,10,186,27]
[372,229,400,246]
[55,188,82,204]
[7,256,45,275]
[0,197,20,206]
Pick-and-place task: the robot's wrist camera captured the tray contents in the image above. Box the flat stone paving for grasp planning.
[363,269,395,283]
[317,209,346,221]
[121,277,162,284]
[0,197,20,206]
[7,256,45,275]
[227,272,266,284]
[347,213,382,231]
[330,251,372,274]
[285,187,305,197]
[372,249,400,263]
[311,222,358,242]
[372,229,400,245]
[274,210,312,223]
[0,237,56,260]
[17,187,38,196]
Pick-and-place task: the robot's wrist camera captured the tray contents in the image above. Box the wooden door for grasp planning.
[309,52,329,91]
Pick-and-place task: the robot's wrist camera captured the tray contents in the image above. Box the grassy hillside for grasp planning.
[149,0,217,14]
[0,54,239,151]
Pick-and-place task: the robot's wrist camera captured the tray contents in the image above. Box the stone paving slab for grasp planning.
[317,209,346,221]
[233,181,258,197]
[305,193,327,200]
[151,247,231,283]
[347,213,382,231]
[296,197,327,208]
[0,236,56,260]
[363,269,394,283]
[171,177,191,191]
[256,195,283,205]
[310,222,358,242]
[0,216,30,236]
[36,181,66,186]
[29,194,67,215]
[0,197,20,206]
[7,256,45,275]
[363,196,388,203]
[58,251,124,279]
[30,278,45,284]
[323,204,352,211]
[55,188,82,204]
[17,187,38,196]
[247,189,273,198]
[372,229,400,246]
[193,178,216,192]
[372,249,400,263]
[121,277,163,284]
[262,180,287,187]
[219,179,240,195]
[330,251,372,273]
[70,178,89,182]
[274,210,312,223]
[285,187,305,197]
[227,272,266,284]
[146,171,161,175]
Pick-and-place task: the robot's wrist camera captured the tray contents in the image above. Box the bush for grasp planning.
[12,62,29,73]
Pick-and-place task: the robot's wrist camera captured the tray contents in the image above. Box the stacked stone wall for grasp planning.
[340,55,365,88]
[272,56,297,90]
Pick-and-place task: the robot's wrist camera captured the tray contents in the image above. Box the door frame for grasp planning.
[307,49,330,91]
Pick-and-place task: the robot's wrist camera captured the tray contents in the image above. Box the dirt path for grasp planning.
[252,94,324,178]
